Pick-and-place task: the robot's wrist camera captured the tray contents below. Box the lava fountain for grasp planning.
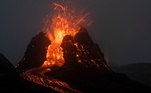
[42,1,90,67]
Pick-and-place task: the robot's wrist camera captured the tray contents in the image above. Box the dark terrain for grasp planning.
[113,63,151,87]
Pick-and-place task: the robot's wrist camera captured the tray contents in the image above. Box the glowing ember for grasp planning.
[42,1,89,67]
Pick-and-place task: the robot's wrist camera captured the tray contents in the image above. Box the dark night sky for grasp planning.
[0,0,151,66]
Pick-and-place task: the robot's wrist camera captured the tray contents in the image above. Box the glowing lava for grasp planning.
[42,2,89,67]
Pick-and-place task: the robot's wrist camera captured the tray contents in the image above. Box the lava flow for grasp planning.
[42,2,90,67]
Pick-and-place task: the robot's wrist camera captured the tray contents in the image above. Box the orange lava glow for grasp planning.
[42,2,89,67]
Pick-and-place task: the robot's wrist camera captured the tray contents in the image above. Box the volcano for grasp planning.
[16,28,151,93]
[15,1,151,93]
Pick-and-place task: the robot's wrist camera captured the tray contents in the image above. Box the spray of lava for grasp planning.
[42,1,90,67]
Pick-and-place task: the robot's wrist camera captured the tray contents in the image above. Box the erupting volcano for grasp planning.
[13,1,151,93]
[16,1,112,92]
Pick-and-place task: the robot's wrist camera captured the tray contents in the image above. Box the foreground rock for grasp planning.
[0,53,15,74]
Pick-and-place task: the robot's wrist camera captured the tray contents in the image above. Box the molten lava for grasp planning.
[42,2,89,67]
